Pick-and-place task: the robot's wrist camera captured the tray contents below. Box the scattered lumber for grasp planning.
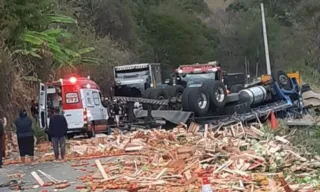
[3,122,320,191]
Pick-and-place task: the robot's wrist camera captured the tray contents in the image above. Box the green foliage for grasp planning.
[133,1,218,69]
[3,0,57,42]
[32,120,47,142]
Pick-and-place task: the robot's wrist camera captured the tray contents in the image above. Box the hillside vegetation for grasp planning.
[0,0,320,121]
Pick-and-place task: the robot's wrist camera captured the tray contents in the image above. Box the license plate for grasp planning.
[155,120,166,124]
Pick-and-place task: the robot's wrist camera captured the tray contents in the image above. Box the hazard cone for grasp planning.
[201,174,213,192]
[270,111,278,130]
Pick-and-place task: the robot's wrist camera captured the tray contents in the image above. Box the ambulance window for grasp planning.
[65,93,79,104]
[85,92,94,107]
[92,92,100,106]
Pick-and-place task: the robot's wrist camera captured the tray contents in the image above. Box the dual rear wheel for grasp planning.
[141,81,228,116]
[182,80,227,116]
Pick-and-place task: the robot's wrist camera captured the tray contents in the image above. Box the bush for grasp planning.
[32,120,48,143]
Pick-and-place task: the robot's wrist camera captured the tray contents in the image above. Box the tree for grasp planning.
[135,1,218,72]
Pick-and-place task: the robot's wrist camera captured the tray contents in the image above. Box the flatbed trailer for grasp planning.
[108,70,305,129]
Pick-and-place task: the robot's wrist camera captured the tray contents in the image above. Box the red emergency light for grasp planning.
[69,77,77,83]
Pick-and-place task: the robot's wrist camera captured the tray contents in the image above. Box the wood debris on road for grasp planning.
[3,122,320,191]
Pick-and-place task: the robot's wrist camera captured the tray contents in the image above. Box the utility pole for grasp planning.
[261,3,271,75]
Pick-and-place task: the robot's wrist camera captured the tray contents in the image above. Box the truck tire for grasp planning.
[142,88,152,109]
[202,80,227,108]
[142,88,152,99]
[165,85,184,98]
[188,87,210,116]
[182,87,193,111]
[230,84,244,93]
[148,88,168,110]
[272,70,293,91]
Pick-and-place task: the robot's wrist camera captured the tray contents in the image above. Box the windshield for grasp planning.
[115,68,149,78]
[180,72,216,82]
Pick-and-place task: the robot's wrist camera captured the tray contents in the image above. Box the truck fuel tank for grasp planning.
[239,86,268,105]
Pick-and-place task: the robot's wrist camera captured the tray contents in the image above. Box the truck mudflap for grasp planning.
[134,110,193,124]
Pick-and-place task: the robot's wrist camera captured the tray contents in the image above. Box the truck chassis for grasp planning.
[106,70,306,129]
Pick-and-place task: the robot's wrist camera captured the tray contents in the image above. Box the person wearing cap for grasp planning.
[14,109,35,164]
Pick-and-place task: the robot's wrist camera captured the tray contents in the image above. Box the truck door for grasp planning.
[39,83,47,128]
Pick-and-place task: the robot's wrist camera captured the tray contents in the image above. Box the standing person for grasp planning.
[0,117,4,168]
[49,108,68,162]
[30,100,39,121]
[1,117,6,160]
[14,109,35,165]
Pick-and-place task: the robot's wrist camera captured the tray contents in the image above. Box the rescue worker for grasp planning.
[49,108,68,161]
[14,109,35,165]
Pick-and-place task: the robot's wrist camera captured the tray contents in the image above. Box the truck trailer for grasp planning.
[111,62,305,128]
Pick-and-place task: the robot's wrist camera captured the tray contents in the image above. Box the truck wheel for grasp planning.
[272,70,293,91]
[230,84,244,93]
[149,88,168,110]
[149,88,168,100]
[202,80,227,108]
[188,87,210,116]
[165,85,184,99]
[142,88,152,99]
[182,87,193,111]
[142,88,152,110]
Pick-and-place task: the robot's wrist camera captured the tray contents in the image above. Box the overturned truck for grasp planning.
[112,62,306,128]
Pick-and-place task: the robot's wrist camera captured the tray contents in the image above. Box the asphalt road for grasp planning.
[0,161,81,192]
[0,133,137,192]
[0,155,133,192]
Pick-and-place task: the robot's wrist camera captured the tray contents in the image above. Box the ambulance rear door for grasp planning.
[82,89,103,121]
[39,83,47,129]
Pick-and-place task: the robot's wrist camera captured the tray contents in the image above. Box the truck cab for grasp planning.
[170,61,246,92]
[114,63,162,97]
[39,75,109,138]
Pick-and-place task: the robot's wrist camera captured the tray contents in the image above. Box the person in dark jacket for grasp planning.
[14,109,34,164]
[0,118,4,168]
[49,108,68,161]
[30,100,39,121]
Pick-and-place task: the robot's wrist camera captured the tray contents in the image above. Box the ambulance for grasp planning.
[38,75,109,138]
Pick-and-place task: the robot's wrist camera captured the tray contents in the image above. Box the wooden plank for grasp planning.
[31,171,45,186]
[95,160,108,179]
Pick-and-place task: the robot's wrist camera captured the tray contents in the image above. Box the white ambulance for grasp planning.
[38,75,108,138]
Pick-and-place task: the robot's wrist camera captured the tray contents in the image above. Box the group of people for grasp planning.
[0,105,68,168]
